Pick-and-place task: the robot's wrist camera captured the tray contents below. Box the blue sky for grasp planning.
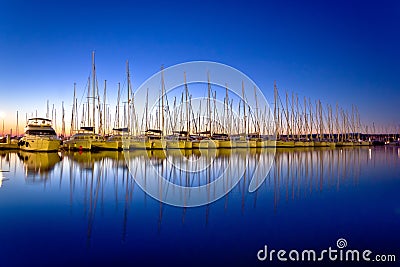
[0,0,399,133]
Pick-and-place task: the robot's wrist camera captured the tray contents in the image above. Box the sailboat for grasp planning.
[144,66,167,150]
[64,52,118,151]
[274,83,294,148]
[166,73,194,150]
[234,81,251,148]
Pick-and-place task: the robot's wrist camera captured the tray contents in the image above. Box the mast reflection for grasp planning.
[3,146,395,244]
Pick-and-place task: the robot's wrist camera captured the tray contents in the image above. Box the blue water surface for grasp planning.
[0,147,399,266]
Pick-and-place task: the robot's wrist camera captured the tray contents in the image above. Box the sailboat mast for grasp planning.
[274,81,279,139]
[187,89,190,139]
[213,91,217,134]
[309,98,313,141]
[46,100,49,118]
[117,82,120,129]
[254,86,259,135]
[242,81,246,135]
[296,94,300,140]
[304,97,308,141]
[225,84,230,137]
[126,60,131,135]
[103,80,107,135]
[285,92,289,138]
[319,100,323,140]
[92,51,96,133]
[145,88,149,132]
[87,77,90,127]
[62,101,65,137]
[16,111,19,136]
[184,72,189,140]
[71,83,76,136]
[161,66,165,137]
[207,72,211,136]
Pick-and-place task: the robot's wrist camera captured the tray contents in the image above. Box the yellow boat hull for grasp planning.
[276,140,295,148]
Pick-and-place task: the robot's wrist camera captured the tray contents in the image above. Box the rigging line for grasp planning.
[77,76,91,111]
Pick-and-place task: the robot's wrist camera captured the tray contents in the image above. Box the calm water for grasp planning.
[0,147,399,266]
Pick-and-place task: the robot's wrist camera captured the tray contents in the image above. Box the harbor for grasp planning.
[1,53,399,152]
[1,1,399,266]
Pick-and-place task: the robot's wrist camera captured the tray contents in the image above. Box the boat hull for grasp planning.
[131,140,151,150]
[218,140,233,149]
[150,139,166,150]
[249,140,257,148]
[166,140,186,149]
[64,139,92,150]
[336,141,354,147]
[199,139,219,149]
[184,140,193,149]
[19,137,60,152]
[294,141,305,147]
[314,141,328,147]
[92,140,119,150]
[235,140,248,148]
[275,140,295,148]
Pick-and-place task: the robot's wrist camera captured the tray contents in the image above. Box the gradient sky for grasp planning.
[0,0,399,134]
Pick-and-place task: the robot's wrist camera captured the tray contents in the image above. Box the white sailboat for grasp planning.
[64,52,118,151]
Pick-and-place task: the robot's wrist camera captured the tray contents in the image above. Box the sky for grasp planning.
[0,0,399,135]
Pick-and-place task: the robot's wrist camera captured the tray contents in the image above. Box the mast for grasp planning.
[161,65,165,137]
[62,101,65,137]
[225,83,230,137]
[327,103,333,141]
[75,98,78,131]
[242,81,246,136]
[158,86,161,131]
[285,92,290,139]
[254,86,259,135]
[296,94,300,141]
[16,111,19,137]
[103,80,107,135]
[356,106,361,141]
[145,88,149,132]
[126,60,131,135]
[98,80,104,135]
[304,97,308,141]
[87,76,90,127]
[54,107,57,134]
[92,51,96,133]
[291,92,295,140]
[274,81,279,139]
[71,83,76,136]
[51,104,55,129]
[319,100,323,140]
[46,100,49,119]
[184,72,189,140]
[207,72,211,136]
[213,91,217,134]
[117,82,120,129]
[308,98,313,141]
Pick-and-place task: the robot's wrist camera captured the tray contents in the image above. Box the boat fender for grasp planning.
[18,140,25,146]
[25,142,29,147]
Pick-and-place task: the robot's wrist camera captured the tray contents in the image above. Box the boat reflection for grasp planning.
[17,151,62,183]
[1,146,397,244]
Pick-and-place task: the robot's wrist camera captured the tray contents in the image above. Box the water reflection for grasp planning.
[17,151,62,183]
[0,146,399,247]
